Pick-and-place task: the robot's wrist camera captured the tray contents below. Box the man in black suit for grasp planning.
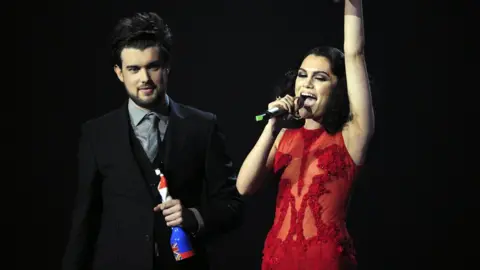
[62,12,243,270]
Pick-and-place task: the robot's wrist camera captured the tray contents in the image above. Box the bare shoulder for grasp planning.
[266,127,287,170]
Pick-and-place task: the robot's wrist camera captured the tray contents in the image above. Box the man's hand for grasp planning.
[154,199,183,227]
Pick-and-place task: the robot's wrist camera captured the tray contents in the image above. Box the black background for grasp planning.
[25,0,472,269]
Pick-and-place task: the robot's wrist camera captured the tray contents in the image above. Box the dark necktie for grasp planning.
[136,112,160,162]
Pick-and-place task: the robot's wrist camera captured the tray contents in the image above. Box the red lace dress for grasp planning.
[262,127,359,270]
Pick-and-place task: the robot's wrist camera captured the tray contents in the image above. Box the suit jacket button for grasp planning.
[145,234,151,241]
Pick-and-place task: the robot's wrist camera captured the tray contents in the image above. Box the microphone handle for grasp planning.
[266,107,287,117]
[255,95,305,122]
[255,107,288,122]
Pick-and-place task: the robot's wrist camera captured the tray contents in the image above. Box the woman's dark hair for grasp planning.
[274,46,352,134]
[111,12,173,67]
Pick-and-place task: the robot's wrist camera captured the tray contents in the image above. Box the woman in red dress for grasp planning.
[236,0,374,269]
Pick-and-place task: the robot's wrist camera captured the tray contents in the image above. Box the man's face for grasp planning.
[114,46,169,108]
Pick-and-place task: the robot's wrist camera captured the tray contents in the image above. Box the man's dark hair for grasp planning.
[111,12,173,67]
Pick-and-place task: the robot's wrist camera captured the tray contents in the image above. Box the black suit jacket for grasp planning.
[62,99,243,270]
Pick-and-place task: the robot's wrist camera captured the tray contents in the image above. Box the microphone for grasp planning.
[255,107,287,122]
[255,96,305,122]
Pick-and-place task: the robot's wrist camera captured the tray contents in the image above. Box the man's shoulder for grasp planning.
[80,105,125,132]
[175,101,217,122]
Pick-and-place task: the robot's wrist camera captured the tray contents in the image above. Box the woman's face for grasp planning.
[294,54,338,119]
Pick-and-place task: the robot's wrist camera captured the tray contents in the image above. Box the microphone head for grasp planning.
[297,95,305,109]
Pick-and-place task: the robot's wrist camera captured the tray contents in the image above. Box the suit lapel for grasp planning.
[163,98,187,171]
[113,101,157,202]
[110,98,187,202]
